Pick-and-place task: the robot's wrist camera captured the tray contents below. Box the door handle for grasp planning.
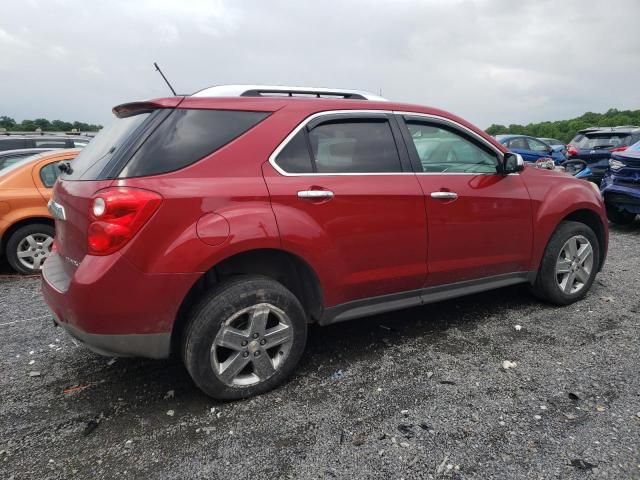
[430,191,458,200]
[297,190,334,199]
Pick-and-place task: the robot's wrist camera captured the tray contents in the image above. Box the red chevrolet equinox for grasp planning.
[42,85,608,399]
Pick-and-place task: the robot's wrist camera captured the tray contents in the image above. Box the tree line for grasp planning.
[486,108,640,144]
[0,116,102,132]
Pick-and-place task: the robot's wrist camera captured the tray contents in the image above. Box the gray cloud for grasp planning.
[1,0,639,128]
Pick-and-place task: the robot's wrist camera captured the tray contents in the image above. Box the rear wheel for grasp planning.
[605,205,636,225]
[6,223,55,275]
[530,221,600,305]
[182,275,308,400]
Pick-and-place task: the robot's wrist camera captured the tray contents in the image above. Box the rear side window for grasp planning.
[275,131,314,173]
[119,109,270,178]
[40,162,61,187]
[308,120,402,173]
[34,139,68,148]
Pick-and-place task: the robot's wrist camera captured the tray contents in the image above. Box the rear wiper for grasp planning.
[57,161,74,174]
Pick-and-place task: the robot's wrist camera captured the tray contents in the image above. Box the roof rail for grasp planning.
[192,85,387,101]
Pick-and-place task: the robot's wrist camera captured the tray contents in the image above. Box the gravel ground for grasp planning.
[1,225,639,480]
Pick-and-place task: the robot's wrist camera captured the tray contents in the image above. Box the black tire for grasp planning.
[530,221,600,305]
[183,275,308,400]
[605,205,636,225]
[6,223,55,275]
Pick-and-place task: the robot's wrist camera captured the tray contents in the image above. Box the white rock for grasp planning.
[540,405,547,410]
[514,325,522,331]
[163,390,175,400]
[400,409,409,416]
[166,410,175,417]
[28,360,35,365]
[106,358,116,366]
[502,360,517,370]
[28,371,41,377]
[534,415,542,420]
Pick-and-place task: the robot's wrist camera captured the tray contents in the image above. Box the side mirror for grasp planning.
[503,152,525,174]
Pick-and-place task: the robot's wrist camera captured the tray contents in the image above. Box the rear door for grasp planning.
[263,112,428,307]
[398,115,533,286]
[508,137,538,162]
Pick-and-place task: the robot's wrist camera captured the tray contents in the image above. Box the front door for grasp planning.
[399,115,533,287]
[263,113,428,307]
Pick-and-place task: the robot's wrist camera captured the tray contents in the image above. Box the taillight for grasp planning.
[88,187,162,255]
[611,146,628,153]
[567,145,578,156]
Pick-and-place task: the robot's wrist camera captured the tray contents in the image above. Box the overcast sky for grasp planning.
[1,0,639,128]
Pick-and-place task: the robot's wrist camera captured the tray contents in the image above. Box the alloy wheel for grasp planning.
[16,233,54,271]
[211,303,294,387]
[555,235,593,295]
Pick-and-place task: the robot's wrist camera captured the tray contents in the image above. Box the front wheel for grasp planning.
[6,223,55,275]
[605,205,636,225]
[182,275,308,400]
[530,221,600,305]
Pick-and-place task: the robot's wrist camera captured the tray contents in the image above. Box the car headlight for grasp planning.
[609,159,625,171]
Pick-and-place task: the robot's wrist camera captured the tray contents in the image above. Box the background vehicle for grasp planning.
[495,134,566,164]
[0,135,88,152]
[0,148,58,171]
[0,149,79,274]
[566,126,640,185]
[538,137,567,157]
[42,86,607,400]
[600,140,640,225]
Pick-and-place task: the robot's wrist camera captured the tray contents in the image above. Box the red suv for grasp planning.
[42,85,608,400]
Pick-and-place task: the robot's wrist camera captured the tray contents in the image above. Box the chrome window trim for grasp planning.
[268,109,506,177]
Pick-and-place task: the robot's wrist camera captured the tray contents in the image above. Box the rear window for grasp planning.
[118,109,270,178]
[572,132,632,149]
[60,111,152,180]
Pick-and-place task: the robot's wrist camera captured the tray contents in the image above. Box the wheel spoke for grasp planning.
[248,306,270,336]
[217,352,250,383]
[17,251,34,259]
[32,255,43,270]
[42,236,54,250]
[25,235,37,248]
[252,353,275,380]
[567,237,578,257]
[216,326,249,350]
[577,243,592,264]
[563,271,576,293]
[556,259,571,274]
[575,267,590,284]
[264,323,292,348]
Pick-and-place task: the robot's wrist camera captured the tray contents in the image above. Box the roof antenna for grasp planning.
[154,62,177,96]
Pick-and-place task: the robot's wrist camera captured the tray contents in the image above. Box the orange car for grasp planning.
[0,149,79,274]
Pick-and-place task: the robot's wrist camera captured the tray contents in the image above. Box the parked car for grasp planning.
[600,139,640,225]
[0,148,59,171]
[0,149,79,274]
[567,126,640,185]
[0,135,88,152]
[495,134,566,164]
[42,85,608,400]
[538,137,567,157]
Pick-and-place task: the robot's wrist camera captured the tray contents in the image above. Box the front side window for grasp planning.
[307,120,402,173]
[406,122,498,173]
[39,162,60,187]
[527,138,550,152]
[508,137,529,150]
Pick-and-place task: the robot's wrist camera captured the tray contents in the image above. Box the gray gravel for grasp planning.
[1,224,639,479]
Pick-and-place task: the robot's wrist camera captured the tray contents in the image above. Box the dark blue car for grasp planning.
[600,140,640,225]
[495,135,566,165]
[567,126,640,185]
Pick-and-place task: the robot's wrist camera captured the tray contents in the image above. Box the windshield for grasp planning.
[572,132,632,149]
[60,111,152,180]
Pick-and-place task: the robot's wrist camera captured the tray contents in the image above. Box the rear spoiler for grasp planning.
[112,97,184,118]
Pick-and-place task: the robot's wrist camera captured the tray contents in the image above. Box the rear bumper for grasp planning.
[42,251,200,359]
